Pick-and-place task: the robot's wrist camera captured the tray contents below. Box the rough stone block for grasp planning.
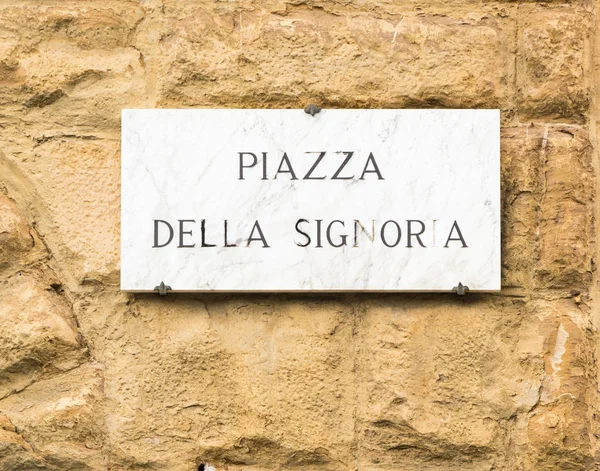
[101,297,355,470]
[150,4,514,110]
[517,5,592,121]
[500,125,593,291]
[524,301,596,469]
[22,138,121,283]
[355,298,547,470]
[0,423,49,471]
[0,273,86,398]
[501,126,544,289]
[0,4,145,131]
[0,194,34,270]
[534,127,593,289]
[0,364,104,470]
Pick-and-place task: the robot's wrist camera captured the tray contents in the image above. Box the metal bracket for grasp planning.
[304,104,322,116]
[154,281,171,297]
[452,282,469,296]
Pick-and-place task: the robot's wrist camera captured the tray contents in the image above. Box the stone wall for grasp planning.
[0,1,599,470]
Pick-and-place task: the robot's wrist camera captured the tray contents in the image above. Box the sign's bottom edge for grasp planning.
[120,289,503,294]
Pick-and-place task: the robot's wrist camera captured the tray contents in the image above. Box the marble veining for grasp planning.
[121,109,500,292]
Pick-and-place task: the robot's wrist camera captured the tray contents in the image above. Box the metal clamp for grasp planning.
[154,281,171,297]
[452,282,469,296]
[304,104,322,116]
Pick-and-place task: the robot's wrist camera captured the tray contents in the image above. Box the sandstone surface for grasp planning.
[0,1,599,470]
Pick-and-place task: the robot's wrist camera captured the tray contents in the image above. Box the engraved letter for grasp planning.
[295,219,311,247]
[359,152,384,180]
[332,151,354,180]
[247,220,270,248]
[315,219,323,248]
[224,220,238,247]
[153,220,174,248]
[353,219,376,247]
[407,220,426,248]
[380,220,401,247]
[304,152,327,180]
[239,152,258,180]
[444,220,468,248]
[178,219,196,248]
[326,220,347,247]
[275,152,298,180]
[200,219,216,247]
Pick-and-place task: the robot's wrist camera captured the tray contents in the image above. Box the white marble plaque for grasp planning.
[121,109,500,292]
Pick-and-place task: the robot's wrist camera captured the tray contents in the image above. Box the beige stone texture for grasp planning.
[0,0,599,470]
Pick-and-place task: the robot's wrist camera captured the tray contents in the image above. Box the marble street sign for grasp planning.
[121,109,500,292]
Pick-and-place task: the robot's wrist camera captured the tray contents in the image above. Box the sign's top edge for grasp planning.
[121,108,501,112]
